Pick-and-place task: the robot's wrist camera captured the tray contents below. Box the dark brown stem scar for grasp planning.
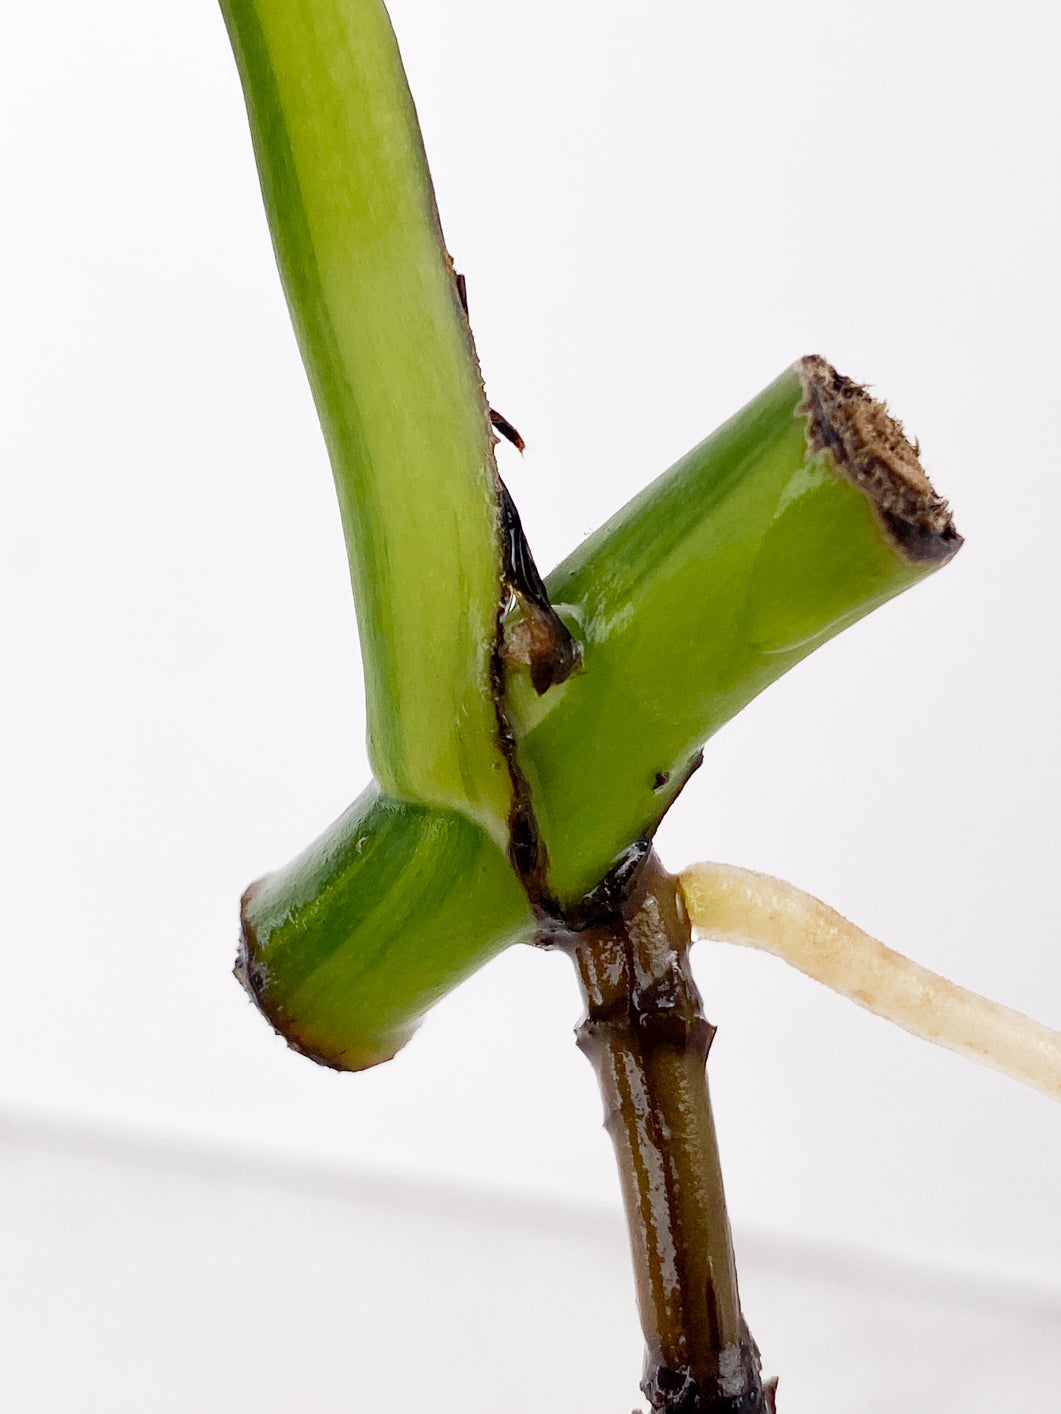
[488,627,552,906]
[498,479,581,694]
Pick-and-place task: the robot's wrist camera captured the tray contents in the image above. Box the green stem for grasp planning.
[237,783,532,1070]
[571,853,771,1413]
[510,357,960,902]
[219,0,512,839]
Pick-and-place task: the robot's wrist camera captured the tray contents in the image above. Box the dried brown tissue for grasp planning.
[796,354,962,564]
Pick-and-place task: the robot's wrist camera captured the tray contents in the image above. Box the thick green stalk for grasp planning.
[238,784,532,1069]
[507,357,959,902]
[239,359,960,1067]
[219,0,512,839]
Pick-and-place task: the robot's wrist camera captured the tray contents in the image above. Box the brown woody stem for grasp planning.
[568,852,772,1413]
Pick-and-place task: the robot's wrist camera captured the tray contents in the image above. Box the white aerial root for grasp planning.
[678,861,1061,1103]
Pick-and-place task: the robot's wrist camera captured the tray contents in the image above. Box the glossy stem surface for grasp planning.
[571,854,770,1413]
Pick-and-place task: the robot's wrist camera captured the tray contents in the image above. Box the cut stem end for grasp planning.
[797,355,962,564]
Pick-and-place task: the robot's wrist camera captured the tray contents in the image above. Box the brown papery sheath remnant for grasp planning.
[797,355,963,565]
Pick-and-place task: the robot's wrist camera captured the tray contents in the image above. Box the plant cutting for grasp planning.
[218,0,1061,1408]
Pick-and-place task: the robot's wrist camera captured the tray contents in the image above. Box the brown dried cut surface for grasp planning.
[797,354,962,563]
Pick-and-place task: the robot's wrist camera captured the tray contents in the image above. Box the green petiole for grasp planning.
[219,0,513,841]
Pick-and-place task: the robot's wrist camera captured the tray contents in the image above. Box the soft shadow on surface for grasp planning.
[1,1110,1058,1414]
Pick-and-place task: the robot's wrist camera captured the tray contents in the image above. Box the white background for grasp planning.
[2,0,1060,1290]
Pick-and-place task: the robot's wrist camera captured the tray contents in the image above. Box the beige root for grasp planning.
[678,861,1061,1103]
